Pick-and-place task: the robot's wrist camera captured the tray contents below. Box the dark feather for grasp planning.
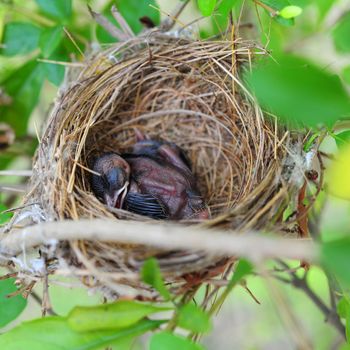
[124,192,168,220]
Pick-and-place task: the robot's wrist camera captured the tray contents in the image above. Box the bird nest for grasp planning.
[0,30,321,300]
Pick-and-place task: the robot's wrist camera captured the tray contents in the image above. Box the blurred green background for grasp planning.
[1,0,350,349]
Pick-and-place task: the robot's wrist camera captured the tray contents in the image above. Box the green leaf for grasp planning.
[150,332,205,350]
[1,22,41,56]
[217,0,238,16]
[198,0,217,16]
[0,316,164,350]
[40,49,68,87]
[39,26,63,58]
[273,15,294,27]
[42,61,65,87]
[332,12,350,53]
[177,303,211,333]
[67,300,171,332]
[334,130,350,148]
[0,278,27,327]
[303,132,320,152]
[117,0,160,34]
[342,65,350,85]
[0,203,12,225]
[279,5,302,19]
[141,258,171,300]
[258,0,295,26]
[35,0,72,22]
[245,55,350,127]
[321,237,350,287]
[211,0,239,35]
[229,258,254,287]
[337,298,350,342]
[316,0,335,21]
[0,60,46,136]
[259,0,290,10]
[337,297,350,319]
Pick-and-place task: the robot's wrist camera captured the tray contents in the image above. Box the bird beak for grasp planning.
[105,181,129,209]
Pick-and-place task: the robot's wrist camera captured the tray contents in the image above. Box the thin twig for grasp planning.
[111,5,134,37]
[87,5,129,41]
[0,170,32,177]
[160,0,190,31]
[274,260,346,339]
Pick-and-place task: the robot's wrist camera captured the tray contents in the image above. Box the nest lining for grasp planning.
[1,33,318,299]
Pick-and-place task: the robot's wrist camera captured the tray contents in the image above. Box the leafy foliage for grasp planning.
[198,0,217,17]
[332,12,350,53]
[177,303,211,333]
[150,332,205,350]
[0,60,46,135]
[245,55,350,127]
[0,278,27,328]
[35,0,72,22]
[321,236,350,287]
[116,0,160,34]
[141,257,172,300]
[67,300,171,332]
[1,22,42,56]
[0,316,164,350]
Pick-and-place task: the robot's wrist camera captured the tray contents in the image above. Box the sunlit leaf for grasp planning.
[0,60,45,136]
[35,0,72,22]
[0,278,27,328]
[0,316,164,350]
[321,237,350,287]
[177,303,211,333]
[1,22,41,56]
[334,130,350,149]
[198,0,217,17]
[332,12,350,53]
[67,300,171,332]
[279,5,302,19]
[245,55,350,127]
[39,26,63,58]
[141,258,171,300]
[150,332,205,350]
[342,65,350,85]
[328,144,350,200]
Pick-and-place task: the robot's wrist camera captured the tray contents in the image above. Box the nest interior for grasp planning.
[4,33,315,298]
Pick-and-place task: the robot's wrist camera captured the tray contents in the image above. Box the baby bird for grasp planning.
[91,137,209,221]
[91,153,130,209]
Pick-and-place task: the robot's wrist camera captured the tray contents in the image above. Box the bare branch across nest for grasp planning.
[0,219,318,262]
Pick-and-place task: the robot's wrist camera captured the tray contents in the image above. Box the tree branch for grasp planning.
[1,219,318,262]
[274,260,346,339]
